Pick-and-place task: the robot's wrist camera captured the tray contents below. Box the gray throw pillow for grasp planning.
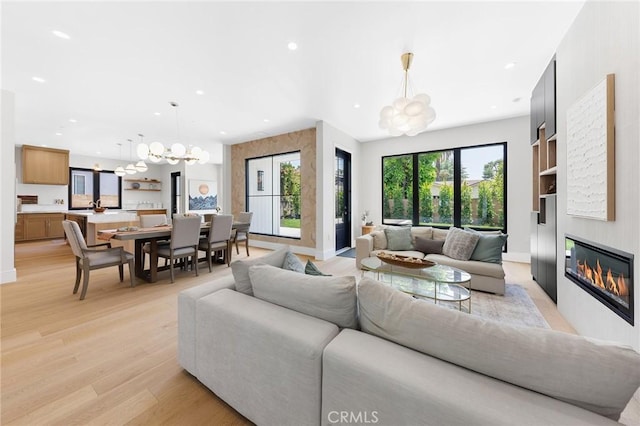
[442,227,480,260]
[414,236,444,255]
[465,229,508,264]
[282,251,305,273]
[230,246,290,295]
[357,277,640,420]
[384,227,413,251]
[249,264,358,329]
[305,260,330,276]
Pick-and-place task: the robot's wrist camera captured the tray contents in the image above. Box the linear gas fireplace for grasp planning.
[565,234,634,325]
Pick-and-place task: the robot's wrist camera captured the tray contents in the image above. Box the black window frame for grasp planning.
[68,167,123,210]
[245,150,302,240]
[381,142,507,234]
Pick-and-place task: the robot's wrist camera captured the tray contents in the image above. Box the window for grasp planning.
[246,152,301,238]
[69,168,122,209]
[382,143,506,231]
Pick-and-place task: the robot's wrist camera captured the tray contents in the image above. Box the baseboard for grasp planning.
[1,268,17,284]
[503,252,530,263]
[248,240,317,258]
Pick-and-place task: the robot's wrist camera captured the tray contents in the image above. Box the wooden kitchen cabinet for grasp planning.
[22,145,69,185]
[22,213,65,241]
[15,215,25,241]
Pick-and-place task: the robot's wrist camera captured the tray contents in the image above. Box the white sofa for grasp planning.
[356,226,506,294]
[178,253,640,426]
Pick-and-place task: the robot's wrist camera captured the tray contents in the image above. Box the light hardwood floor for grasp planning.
[2,240,638,425]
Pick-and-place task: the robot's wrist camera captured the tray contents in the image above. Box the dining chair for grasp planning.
[150,215,202,283]
[140,214,169,268]
[62,220,135,300]
[232,211,253,256]
[198,214,234,271]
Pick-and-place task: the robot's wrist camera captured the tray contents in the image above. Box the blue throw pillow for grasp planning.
[465,228,508,264]
[282,251,305,273]
[384,227,413,251]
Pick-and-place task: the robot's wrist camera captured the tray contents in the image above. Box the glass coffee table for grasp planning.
[360,256,472,313]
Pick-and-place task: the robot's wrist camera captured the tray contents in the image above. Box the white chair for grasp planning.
[62,220,134,300]
[199,214,234,271]
[232,211,253,256]
[149,215,202,283]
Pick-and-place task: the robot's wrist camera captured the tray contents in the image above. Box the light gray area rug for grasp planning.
[469,284,549,329]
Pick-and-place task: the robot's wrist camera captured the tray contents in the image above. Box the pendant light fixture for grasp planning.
[135,134,148,172]
[378,52,436,137]
[136,101,210,165]
[114,143,126,177]
[125,139,137,175]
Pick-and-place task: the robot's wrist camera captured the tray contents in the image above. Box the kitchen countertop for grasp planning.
[19,209,165,215]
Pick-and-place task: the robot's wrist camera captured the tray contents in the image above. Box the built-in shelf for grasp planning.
[124,178,161,191]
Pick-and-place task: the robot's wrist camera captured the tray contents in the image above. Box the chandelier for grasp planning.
[114,143,127,177]
[378,52,436,137]
[136,102,210,165]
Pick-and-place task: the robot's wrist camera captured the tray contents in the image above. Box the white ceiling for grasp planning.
[2,1,584,163]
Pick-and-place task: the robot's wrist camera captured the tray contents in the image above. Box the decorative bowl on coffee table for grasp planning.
[376,252,436,269]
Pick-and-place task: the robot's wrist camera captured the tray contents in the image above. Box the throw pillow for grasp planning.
[442,227,480,260]
[410,226,433,245]
[230,246,290,295]
[357,277,640,420]
[282,251,305,273]
[414,236,444,255]
[305,260,331,276]
[371,230,387,250]
[465,229,508,264]
[249,264,358,329]
[384,227,413,251]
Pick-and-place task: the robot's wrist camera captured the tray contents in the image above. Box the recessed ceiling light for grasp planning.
[96,151,101,155]
[55,132,63,136]
[154,112,161,116]
[353,103,361,109]
[219,131,227,135]
[69,118,77,123]
[504,62,516,70]
[52,30,70,40]
[490,105,497,110]
[263,118,270,123]
[32,76,46,83]
[287,41,298,51]
[196,90,204,95]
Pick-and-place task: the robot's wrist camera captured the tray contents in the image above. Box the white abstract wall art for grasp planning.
[566,74,615,221]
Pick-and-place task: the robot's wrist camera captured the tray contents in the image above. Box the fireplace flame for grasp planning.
[577,259,628,297]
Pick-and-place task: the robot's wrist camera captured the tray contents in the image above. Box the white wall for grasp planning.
[556,1,639,349]
[1,90,17,283]
[316,121,361,260]
[359,116,531,262]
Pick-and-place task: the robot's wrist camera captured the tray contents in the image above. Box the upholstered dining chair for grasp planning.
[149,215,202,283]
[62,220,135,300]
[232,211,253,256]
[140,214,169,268]
[199,214,234,271]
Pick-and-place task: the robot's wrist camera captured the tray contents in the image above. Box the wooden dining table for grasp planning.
[98,222,248,283]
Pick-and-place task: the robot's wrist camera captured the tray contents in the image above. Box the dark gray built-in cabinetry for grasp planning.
[530,57,557,303]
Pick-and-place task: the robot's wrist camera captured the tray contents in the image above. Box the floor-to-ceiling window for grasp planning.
[246,151,301,238]
[382,142,506,231]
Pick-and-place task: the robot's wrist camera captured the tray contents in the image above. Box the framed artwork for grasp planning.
[566,74,615,221]
[188,179,218,210]
[257,170,264,191]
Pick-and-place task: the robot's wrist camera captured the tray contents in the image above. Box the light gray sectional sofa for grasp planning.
[178,249,640,426]
[356,226,507,294]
